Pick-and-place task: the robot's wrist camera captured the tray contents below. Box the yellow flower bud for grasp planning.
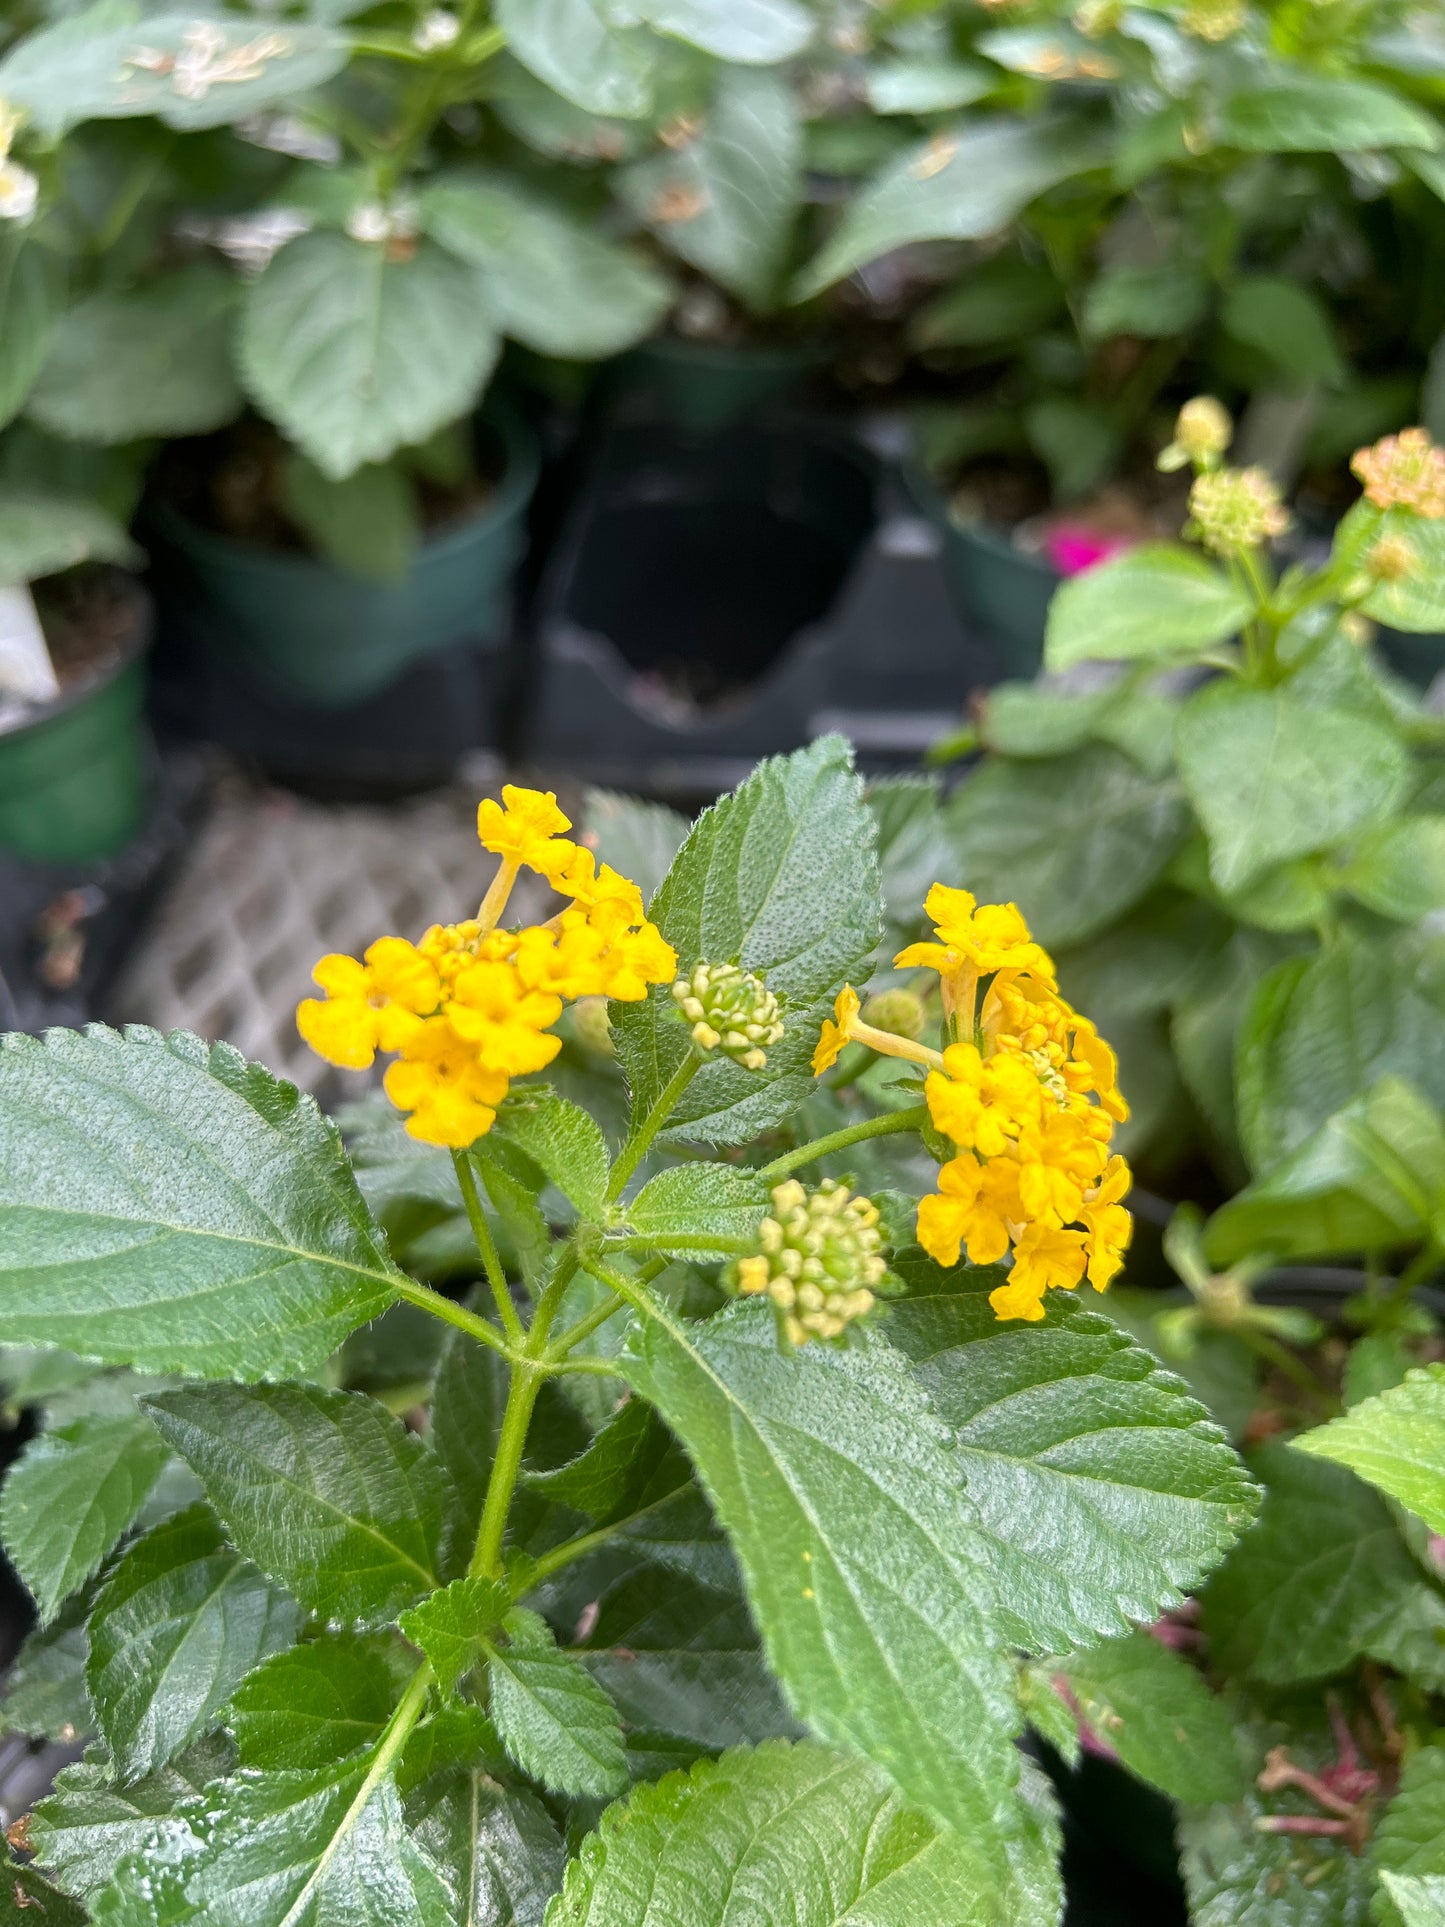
[728,1179,890,1346]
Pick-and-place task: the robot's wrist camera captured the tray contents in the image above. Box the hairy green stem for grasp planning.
[469,1363,543,1581]
[758,1105,929,1184]
[453,1149,522,1341]
[605,1053,701,1203]
[526,1523,621,1588]
[392,1277,514,1359]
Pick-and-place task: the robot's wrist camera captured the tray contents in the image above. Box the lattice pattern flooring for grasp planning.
[109,776,559,1111]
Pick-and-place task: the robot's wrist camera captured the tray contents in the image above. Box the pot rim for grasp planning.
[0,569,150,745]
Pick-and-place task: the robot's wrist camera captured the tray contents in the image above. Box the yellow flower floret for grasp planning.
[298,787,676,1147]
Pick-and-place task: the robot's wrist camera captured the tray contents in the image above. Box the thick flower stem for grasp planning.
[758,1105,930,1184]
[469,1361,542,1581]
[453,1149,523,1342]
[605,1052,701,1203]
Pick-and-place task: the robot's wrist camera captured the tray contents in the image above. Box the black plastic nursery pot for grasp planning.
[0,576,152,866]
[148,411,540,708]
[610,334,826,434]
[906,462,1058,680]
[1375,624,1445,692]
[524,417,997,791]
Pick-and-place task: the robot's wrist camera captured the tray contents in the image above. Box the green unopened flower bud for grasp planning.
[1158,396,1232,473]
[860,988,926,1041]
[730,1178,889,1347]
[1180,0,1247,40]
[1365,533,1418,583]
[1187,466,1289,555]
[672,961,784,1071]
[571,995,614,1057]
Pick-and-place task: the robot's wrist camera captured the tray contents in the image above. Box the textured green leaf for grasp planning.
[1337,817,1445,921]
[526,1395,671,1524]
[621,1163,768,1259]
[1366,1578,1445,1692]
[1175,683,1409,895]
[1,1600,94,1742]
[1379,1873,1445,1927]
[545,1740,1062,1927]
[420,171,669,359]
[1053,1632,1243,1804]
[637,0,811,60]
[495,0,656,118]
[144,1383,445,1627]
[1207,1077,1445,1267]
[619,1299,1020,1836]
[796,114,1107,298]
[1235,934,1445,1174]
[0,232,61,433]
[1375,1749,1445,1926]
[622,67,802,310]
[399,1576,509,1696]
[1202,1442,1425,1684]
[0,1026,400,1380]
[885,1258,1258,1650]
[407,1767,565,1927]
[29,1743,226,1901]
[1219,75,1440,153]
[476,1140,554,1291]
[489,1608,629,1799]
[1,1413,167,1622]
[1044,546,1249,670]
[225,1634,400,1769]
[1,1862,87,1926]
[1361,519,1445,633]
[27,265,241,445]
[1295,1366,1445,1536]
[240,231,498,480]
[493,1089,610,1220]
[86,1504,299,1781]
[0,486,141,586]
[430,1313,510,1575]
[612,737,881,1146]
[942,745,1190,949]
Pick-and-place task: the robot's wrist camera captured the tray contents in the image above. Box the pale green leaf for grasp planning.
[489,1607,629,1799]
[1294,1366,1445,1536]
[544,1740,1062,1927]
[494,0,656,119]
[1053,1631,1243,1804]
[621,67,802,311]
[86,1504,300,1781]
[399,1576,509,1696]
[280,454,418,584]
[612,737,881,1146]
[239,231,499,480]
[1379,1873,1445,1927]
[1219,76,1440,153]
[1374,1749,1445,1926]
[0,1026,400,1380]
[407,1767,565,1927]
[636,0,812,61]
[1044,545,1249,669]
[1221,275,1345,387]
[795,115,1108,299]
[419,172,669,360]
[492,1088,610,1220]
[586,790,690,906]
[621,1163,768,1258]
[1338,817,1445,921]
[1175,682,1409,894]
[0,232,61,432]
[868,58,994,114]
[225,1634,400,1769]
[0,486,141,586]
[0,1413,167,1622]
[144,1383,445,1627]
[942,745,1190,949]
[1201,1442,1425,1684]
[29,1745,223,1901]
[1,1602,94,1742]
[619,1300,1021,1836]
[27,265,241,445]
[1362,519,1445,633]
[885,1258,1258,1651]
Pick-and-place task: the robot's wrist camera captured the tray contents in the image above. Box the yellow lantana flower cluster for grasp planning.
[814,883,1132,1323]
[297,787,676,1147]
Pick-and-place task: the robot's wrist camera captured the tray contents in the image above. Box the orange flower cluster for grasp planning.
[1351,427,1445,518]
[298,788,675,1147]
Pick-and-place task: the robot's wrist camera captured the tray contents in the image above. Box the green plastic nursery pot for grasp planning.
[151,412,540,706]
[906,464,1057,679]
[0,630,148,865]
[616,334,825,433]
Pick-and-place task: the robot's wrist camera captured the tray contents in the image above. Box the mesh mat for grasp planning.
[108,776,560,1111]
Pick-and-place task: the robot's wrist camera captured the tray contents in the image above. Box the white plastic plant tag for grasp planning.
[0,584,59,704]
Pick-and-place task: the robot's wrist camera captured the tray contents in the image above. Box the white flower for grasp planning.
[412,9,461,51]
[0,161,38,225]
[345,198,419,247]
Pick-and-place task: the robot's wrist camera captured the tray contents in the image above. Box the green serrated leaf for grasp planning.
[1,1598,94,1742]
[489,1607,628,1799]
[407,1766,565,1927]
[545,1739,1062,1927]
[619,1162,768,1258]
[526,1394,672,1524]
[1054,1632,1243,1804]
[1294,1366,1445,1537]
[29,1744,223,1901]
[1175,683,1409,896]
[492,1089,610,1220]
[399,1576,509,1696]
[86,1504,300,1781]
[619,1299,1020,1836]
[884,1257,1258,1651]
[476,1140,554,1291]
[0,1026,401,1380]
[240,231,499,481]
[1201,1442,1425,1684]
[26,264,241,446]
[1044,546,1249,671]
[1,1860,88,1926]
[1374,1749,1445,1926]
[1,1412,167,1623]
[942,745,1189,950]
[612,737,881,1147]
[144,1384,445,1627]
[225,1634,401,1769]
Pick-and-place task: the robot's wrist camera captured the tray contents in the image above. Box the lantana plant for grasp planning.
[0,741,1282,1925]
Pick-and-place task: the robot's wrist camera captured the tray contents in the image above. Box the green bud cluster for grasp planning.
[731,1178,888,1346]
[1187,466,1289,555]
[672,961,784,1070]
